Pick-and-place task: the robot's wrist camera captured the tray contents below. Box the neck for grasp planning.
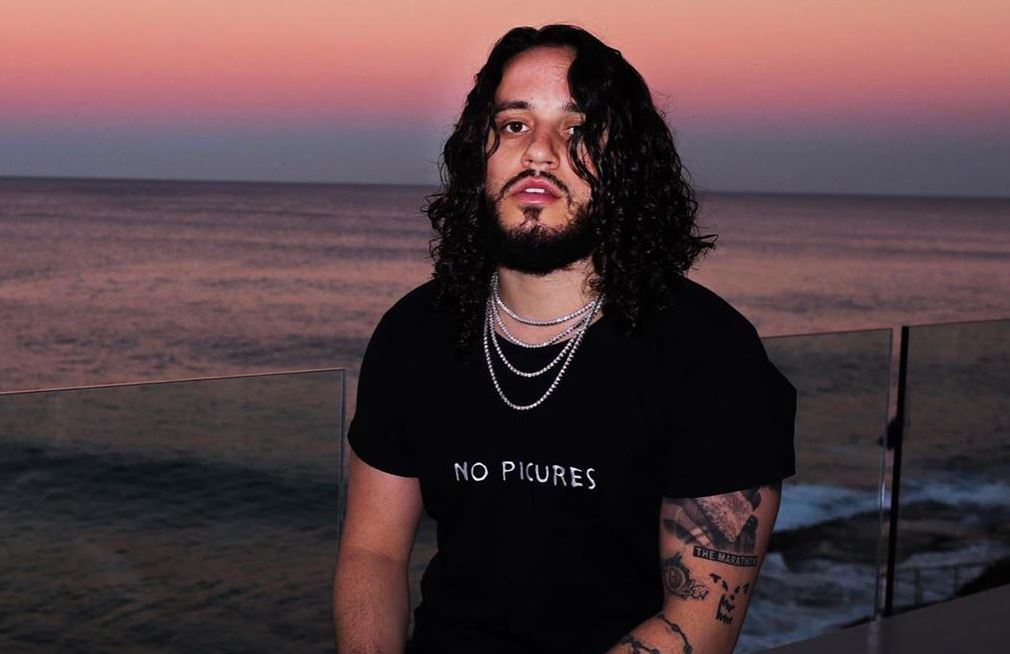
[495,257,599,320]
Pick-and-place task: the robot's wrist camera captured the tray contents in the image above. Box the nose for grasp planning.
[522,125,560,171]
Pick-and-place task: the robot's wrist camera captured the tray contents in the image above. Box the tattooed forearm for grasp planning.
[710,573,750,625]
[662,482,781,557]
[661,553,709,600]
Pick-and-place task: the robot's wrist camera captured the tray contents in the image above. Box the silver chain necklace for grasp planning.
[489,271,593,348]
[482,275,603,411]
[492,271,594,326]
[488,309,578,378]
[491,294,585,348]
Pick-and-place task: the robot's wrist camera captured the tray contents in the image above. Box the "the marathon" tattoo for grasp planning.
[691,545,758,567]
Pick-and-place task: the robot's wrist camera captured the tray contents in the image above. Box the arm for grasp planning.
[333,449,424,654]
[604,481,783,654]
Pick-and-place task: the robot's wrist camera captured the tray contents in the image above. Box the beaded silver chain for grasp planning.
[482,275,603,411]
[492,271,594,326]
[489,271,593,348]
[491,295,585,348]
[488,310,578,378]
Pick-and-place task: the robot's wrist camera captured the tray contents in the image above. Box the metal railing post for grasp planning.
[883,324,910,616]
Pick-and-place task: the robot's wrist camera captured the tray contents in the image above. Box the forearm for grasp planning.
[333,545,411,654]
[603,605,741,654]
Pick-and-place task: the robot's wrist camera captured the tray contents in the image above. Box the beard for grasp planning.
[478,191,598,276]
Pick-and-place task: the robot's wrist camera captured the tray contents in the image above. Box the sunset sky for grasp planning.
[1,0,1008,196]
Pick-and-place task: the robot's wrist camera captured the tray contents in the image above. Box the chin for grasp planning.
[504,205,572,232]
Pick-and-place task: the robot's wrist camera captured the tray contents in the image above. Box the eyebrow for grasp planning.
[492,100,584,117]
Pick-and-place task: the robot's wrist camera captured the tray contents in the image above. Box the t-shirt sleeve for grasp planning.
[662,318,796,499]
[346,311,417,477]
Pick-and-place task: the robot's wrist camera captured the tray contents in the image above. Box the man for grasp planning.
[334,24,796,654]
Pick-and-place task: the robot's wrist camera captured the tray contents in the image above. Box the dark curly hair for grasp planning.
[423,23,717,360]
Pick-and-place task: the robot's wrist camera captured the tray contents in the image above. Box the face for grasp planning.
[481,45,600,274]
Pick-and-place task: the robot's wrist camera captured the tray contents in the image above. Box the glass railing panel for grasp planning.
[0,369,345,653]
[738,329,892,653]
[895,318,1010,612]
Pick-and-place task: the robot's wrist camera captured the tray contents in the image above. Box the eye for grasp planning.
[501,121,527,134]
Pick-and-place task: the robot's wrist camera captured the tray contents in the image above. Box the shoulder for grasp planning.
[649,276,765,359]
[656,277,796,408]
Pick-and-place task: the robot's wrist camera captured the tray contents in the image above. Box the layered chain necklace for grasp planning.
[482,271,603,411]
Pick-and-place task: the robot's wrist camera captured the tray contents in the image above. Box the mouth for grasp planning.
[509,178,564,205]
[512,187,562,205]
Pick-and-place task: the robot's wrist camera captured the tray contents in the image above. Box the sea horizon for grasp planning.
[3,173,1009,203]
[3,175,1009,395]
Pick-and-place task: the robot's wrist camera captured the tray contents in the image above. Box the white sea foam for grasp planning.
[777,476,1010,534]
[776,482,881,531]
[901,475,1010,507]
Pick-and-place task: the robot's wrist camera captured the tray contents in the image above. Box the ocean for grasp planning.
[1,177,1008,652]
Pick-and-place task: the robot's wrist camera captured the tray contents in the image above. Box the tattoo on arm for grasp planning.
[661,553,709,600]
[710,573,750,625]
[654,612,693,653]
[643,483,779,650]
[616,613,694,654]
[662,481,781,564]
[617,635,661,654]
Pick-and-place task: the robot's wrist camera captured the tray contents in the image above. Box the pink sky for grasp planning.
[1,1,1008,194]
[4,0,1007,124]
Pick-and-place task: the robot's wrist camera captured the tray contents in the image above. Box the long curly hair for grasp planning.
[423,23,717,360]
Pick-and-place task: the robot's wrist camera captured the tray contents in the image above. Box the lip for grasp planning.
[510,178,563,203]
[513,178,561,196]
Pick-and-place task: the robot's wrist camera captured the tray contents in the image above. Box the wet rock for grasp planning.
[955,555,1010,596]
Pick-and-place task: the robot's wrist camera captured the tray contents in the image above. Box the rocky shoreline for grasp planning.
[769,497,1010,618]
[771,499,1010,566]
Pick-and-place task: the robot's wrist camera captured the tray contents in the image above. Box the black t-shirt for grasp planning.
[347,276,796,654]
